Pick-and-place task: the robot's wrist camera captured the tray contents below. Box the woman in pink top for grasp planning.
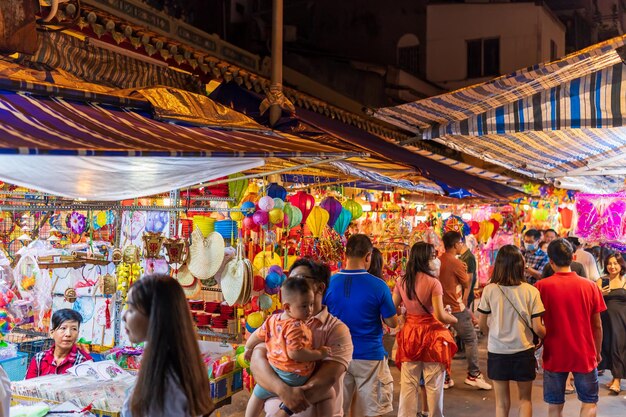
[393,242,458,417]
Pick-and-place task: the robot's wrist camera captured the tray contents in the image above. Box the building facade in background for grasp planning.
[426,2,565,90]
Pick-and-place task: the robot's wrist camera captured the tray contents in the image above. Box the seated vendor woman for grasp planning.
[25,309,92,379]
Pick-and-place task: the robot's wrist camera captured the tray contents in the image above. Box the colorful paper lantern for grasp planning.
[284,203,303,229]
[258,196,275,211]
[228,173,249,207]
[230,207,245,222]
[333,208,352,235]
[269,208,285,225]
[320,197,342,228]
[241,201,256,217]
[289,191,315,224]
[252,210,269,226]
[343,199,363,221]
[559,207,573,229]
[267,183,287,201]
[273,198,285,210]
[306,206,329,238]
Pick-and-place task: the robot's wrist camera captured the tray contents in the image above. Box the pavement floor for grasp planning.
[214,335,626,417]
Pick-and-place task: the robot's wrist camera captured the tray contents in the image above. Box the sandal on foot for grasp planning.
[609,385,621,395]
[564,386,576,394]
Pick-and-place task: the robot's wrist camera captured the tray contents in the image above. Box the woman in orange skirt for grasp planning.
[393,242,458,417]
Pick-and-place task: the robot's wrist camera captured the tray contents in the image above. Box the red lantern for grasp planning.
[559,207,573,229]
[288,191,315,225]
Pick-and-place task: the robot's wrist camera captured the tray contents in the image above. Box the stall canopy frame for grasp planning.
[374,35,626,192]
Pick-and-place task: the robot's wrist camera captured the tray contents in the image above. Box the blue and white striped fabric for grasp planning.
[374,35,626,191]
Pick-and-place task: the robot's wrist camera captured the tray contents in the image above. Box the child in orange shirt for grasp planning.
[244,278,333,417]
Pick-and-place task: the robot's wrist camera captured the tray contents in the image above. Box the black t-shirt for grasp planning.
[541,261,587,279]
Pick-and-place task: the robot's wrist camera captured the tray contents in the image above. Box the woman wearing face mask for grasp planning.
[393,242,458,417]
[121,274,214,417]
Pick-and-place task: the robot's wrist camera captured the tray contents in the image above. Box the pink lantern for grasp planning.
[575,197,600,239]
[258,196,275,211]
[289,191,315,225]
[252,210,269,226]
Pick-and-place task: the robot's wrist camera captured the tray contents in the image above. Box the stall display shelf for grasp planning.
[0,352,28,381]
[5,328,53,363]
[197,328,239,341]
[11,395,120,417]
[210,368,244,403]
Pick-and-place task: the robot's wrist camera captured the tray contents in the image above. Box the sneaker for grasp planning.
[444,375,454,389]
[464,373,492,390]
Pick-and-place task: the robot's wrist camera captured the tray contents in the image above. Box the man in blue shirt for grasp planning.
[324,234,398,417]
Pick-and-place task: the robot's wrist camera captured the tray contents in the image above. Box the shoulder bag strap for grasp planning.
[496,285,539,339]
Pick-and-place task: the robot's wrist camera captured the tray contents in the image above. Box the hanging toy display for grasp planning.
[116,245,143,299]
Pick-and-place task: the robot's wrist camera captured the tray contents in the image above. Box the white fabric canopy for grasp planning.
[0,156,264,200]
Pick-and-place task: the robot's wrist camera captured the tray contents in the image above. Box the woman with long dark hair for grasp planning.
[368,247,384,279]
[121,274,214,417]
[597,252,626,394]
[393,242,457,417]
[477,245,546,417]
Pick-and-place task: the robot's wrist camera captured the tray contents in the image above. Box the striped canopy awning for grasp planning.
[374,35,626,192]
[0,89,352,158]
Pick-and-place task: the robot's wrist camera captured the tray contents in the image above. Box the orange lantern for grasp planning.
[559,207,573,229]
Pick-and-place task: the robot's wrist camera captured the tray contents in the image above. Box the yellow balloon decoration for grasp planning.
[306,206,329,238]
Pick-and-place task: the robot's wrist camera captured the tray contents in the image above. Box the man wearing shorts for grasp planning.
[324,234,398,417]
[536,239,606,417]
[250,258,353,417]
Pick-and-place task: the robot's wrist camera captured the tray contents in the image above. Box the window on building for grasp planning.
[550,40,558,61]
[467,38,500,79]
[397,33,420,76]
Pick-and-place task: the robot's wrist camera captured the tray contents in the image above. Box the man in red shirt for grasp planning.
[536,239,606,417]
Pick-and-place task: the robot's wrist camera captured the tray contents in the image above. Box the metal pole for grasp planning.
[269,0,283,126]
[195,155,354,188]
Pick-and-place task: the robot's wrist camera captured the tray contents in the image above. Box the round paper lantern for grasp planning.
[320,197,342,228]
[343,199,363,221]
[252,210,269,226]
[267,183,287,201]
[242,216,259,231]
[265,272,283,289]
[289,191,315,224]
[306,206,330,238]
[333,208,352,235]
[269,208,285,225]
[258,196,275,211]
[252,275,265,292]
[228,173,249,207]
[268,265,283,276]
[230,207,245,222]
[247,311,264,329]
[273,198,285,210]
[284,203,303,229]
[241,201,256,217]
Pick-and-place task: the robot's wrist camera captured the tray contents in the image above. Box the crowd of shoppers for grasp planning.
[62,229,618,417]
